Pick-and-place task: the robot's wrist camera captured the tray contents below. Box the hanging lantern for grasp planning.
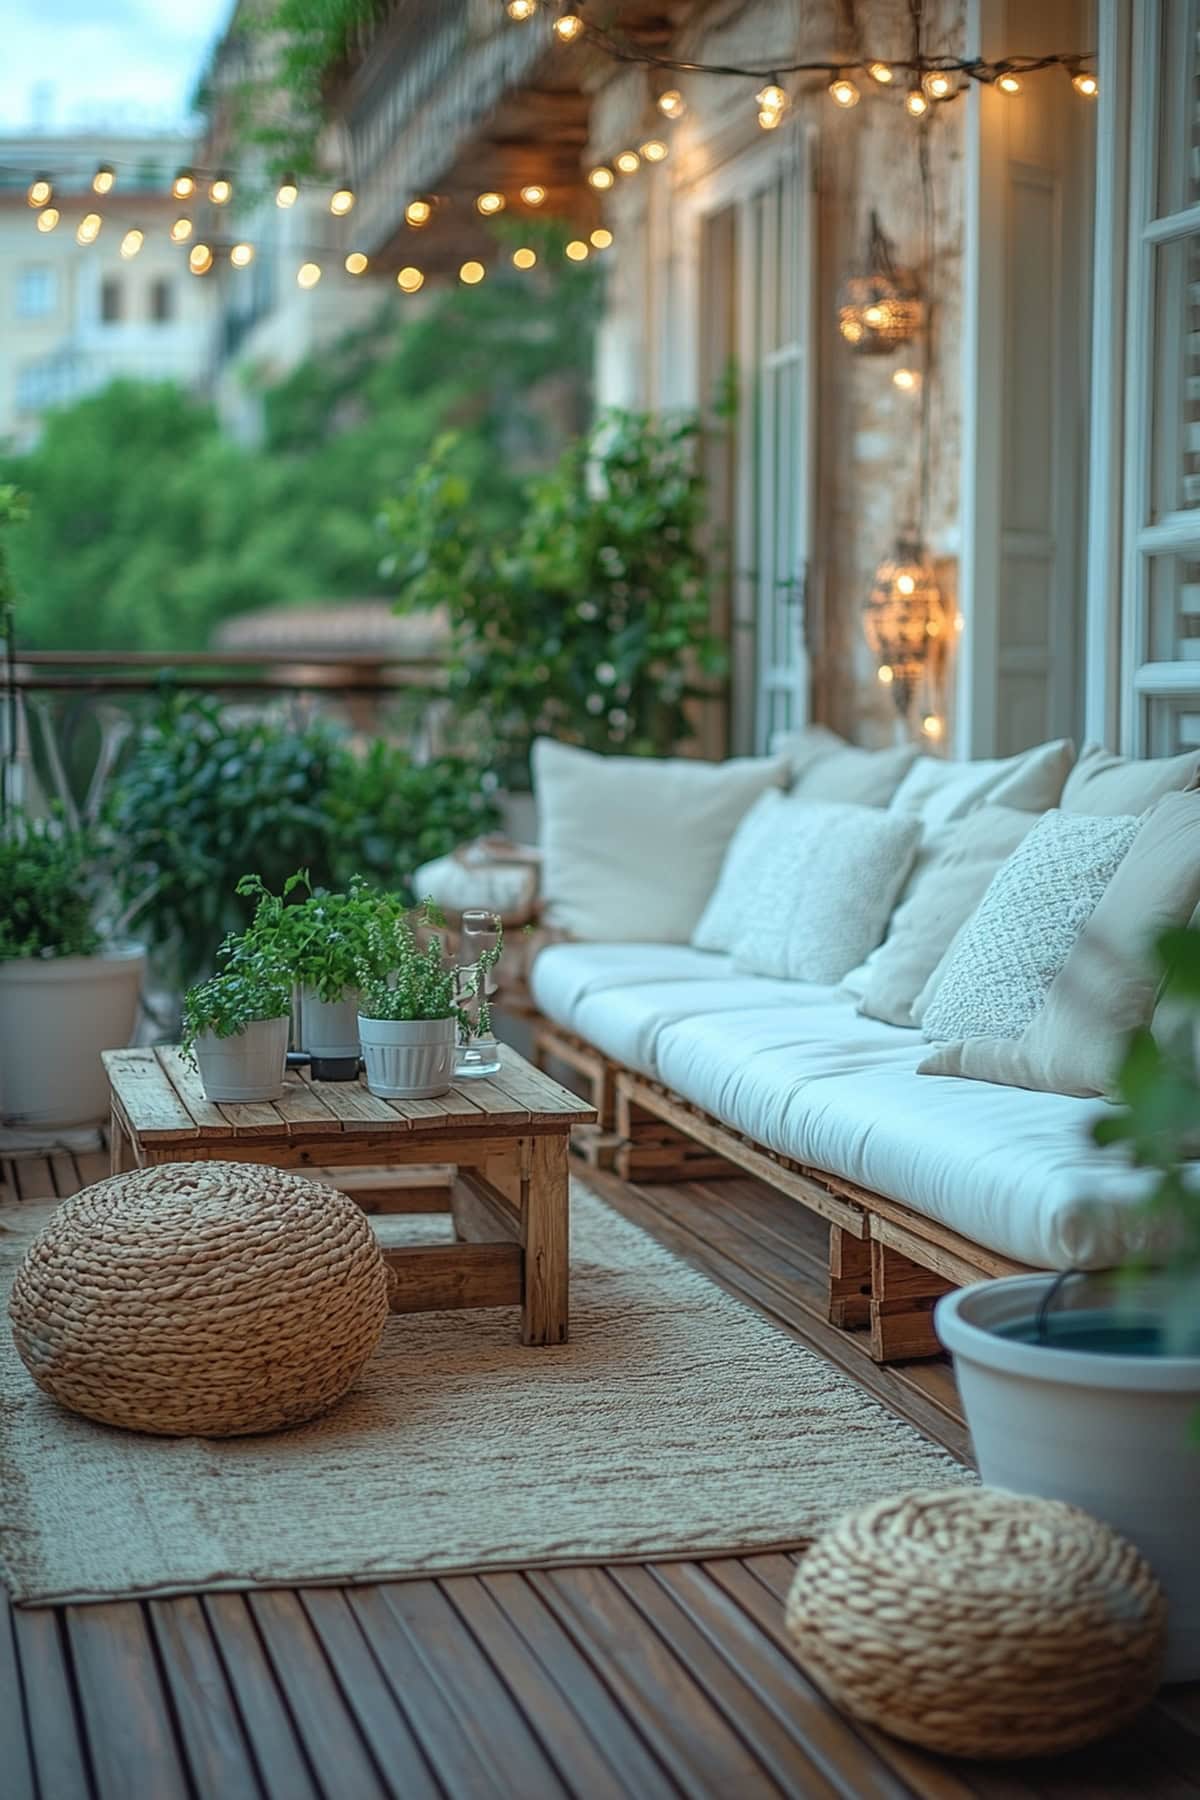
[863,537,947,713]
[837,211,923,355]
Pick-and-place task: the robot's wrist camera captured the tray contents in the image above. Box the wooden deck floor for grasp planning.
[3,1142,1199,1800]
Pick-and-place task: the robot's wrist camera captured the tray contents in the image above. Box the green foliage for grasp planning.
[238,0,389,177]
[356,901,502,1031]
[0,815,102,962]
[385,410,726,785]
[180,962,293,1054]
[321,740,501,890]
[235,870,402,1001]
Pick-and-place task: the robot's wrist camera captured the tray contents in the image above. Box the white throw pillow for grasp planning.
[731,801,922,983]
[533,739,789,943]
[920,810,1140,1044]
[771,727,919,806]
[888,738,1074,833]
[692,789,787,953]
[1061,741,1200,814]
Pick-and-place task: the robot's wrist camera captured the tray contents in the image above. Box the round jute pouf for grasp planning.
[785,1488,1166,1760]
[8,1161,390,1437]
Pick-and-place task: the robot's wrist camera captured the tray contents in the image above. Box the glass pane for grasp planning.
[1149,550,1200,660]
[1148,695,1200,757]
[1152,232,1200,516]
[1158,0,1200,217]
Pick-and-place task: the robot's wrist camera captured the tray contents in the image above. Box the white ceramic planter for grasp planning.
[358,1015,456,1099]
[194,1016,289,1103]
[299,987,360,1061]
[0,940,145,1129]
[937,1275,1200,1683]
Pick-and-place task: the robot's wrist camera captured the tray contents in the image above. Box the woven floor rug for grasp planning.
[1,1182,971,1605]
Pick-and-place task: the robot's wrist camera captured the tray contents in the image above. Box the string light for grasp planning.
[188,243,213,274]
[405,198,432,227]
[565,239,589,260]
[640,139,668,162]
[520,183,546,206]
[878,666,894,685]
[330,184,356,216]
[475,190,505,214]
[869,62,894,84]
[170,217,194,243]
[35,207,59,233]
[924,70,954,100]
[119,228,143,258]
[92,163,115,195]
[996,71,1021,94]
[297,262,322,287]
[230,242,255,268]
[587,165,614,190]
[172,169,196,200]
[459,260,485,284]
[893,367,920,391]
[397,266,425,292]
[756,81,789,130]
[905,88,929,117]
[589,226,613,249]
[829,75,860,108]
[27,175,52,207]
[506,0,536,16]
[1072,69,1098,97]
[276,174,299,207]
[76,213,102,245]
[615,149,641,174]
[209,174,233,205]
[344,251,368,274]
[553,11,583,40]
[512,246,537,269]
[657,89,686,119]
[922,714,945,740]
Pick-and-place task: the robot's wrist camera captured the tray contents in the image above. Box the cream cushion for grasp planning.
[921,811,1140,1045]
[692,789,785,953]
[533,739,788,943]
[731,800,921,983]
[772,726,919,805]
[888,738,1074,832]
[920,790,1200,1096]
[1061,742,1200,814]
[851,806,1038,1028]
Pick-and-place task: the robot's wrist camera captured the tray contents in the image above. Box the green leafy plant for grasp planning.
[356,902,502,1033]
[320,743,502,891]
[234,870,402,1001]
[180,959,294,1056]
[385,410,727,787]
[0,816,102,962]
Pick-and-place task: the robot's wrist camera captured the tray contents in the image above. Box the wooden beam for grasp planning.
[868,1239,955,1363]
[827,1224,872,1331]
[382,1243,523,1313]
[453,1170,522,1243]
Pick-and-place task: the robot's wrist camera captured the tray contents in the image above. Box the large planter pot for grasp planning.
[0,940,145,1130]
[937,1274,1200,1683]
[194,1017,289,1103]
[358,1015,456,1099]
[299,988,361,1060]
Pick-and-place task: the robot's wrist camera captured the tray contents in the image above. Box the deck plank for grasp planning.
[66,1601,191,1799]
[149,1596,266,1800]
[248,1590,390,1800]
[10,1605,93,1800]
[202,1595,322,1800]
[0,1595,39,1800]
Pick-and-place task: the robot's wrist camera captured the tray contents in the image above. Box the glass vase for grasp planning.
[454,908,503,1078]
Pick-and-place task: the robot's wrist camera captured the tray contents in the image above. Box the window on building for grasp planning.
[15,266,56,319]
[100,277,123,324]
[150,278,175,323]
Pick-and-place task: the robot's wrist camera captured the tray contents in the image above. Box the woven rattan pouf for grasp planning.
[8,1161,390,1437]
[785,1488,1166,1759]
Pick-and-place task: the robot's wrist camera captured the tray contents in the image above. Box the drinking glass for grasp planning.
[454,908,503,1078]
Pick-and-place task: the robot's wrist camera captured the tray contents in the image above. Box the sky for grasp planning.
[0,0,235,136]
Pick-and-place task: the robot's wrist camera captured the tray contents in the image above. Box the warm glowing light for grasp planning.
[344,251,368,274]
[172,170,196,200]
[863,304,886,327]
[512,246,537,269]
[615,149,641,174]
[506,0,536,17]
[330,185,356,216]
[756,83,788,114]
[189,243,213,275]
[209,175,232,205]
[922,714,945,740]
[905,88,929,116]
[76,213,102,245]
[230,242,255,268]
[640,138,668,162]
[170,216,194,243]
[868,62,894,85]
[519,184,546,206]
[829,76,860,108]
[657,88,685,119]
[276,174,299,208]
[405,198,432,227]
[758,108,782,130]
[119,228,144,259]
[896,572,917,596]
[565,239,589,261]
[1072,71,1099,97]
[892,367,919,391]
[588,165,615,190]
[553,11,583,40]
[297,261,322,288]
[878,665,894,685]
[589,227,613,249]
[475,190,505,215]
[459,260,486,285]
[27,176,52,208]
[997,72,1021,94]
[93,164,115,195]
[840,317,865,344]
[924,70,954,99]
[35,207,59,233]
[397,266,425,292]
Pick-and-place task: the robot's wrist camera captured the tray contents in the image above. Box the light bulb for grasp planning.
[93,164,115,195]
[589,227,613,249]
[475,190,505,214]
[189,243,213,274]
[615,149,641,174]
[868,62,894,85]
[905,88,929,116]
[76,213,102,245]
[209,174,232,205]
[120,228,144,259]
[459,260,486,284]
[639,139,668,163]
[520,184,546,206]
[758,108,783,130]
[397,266,425,293]
[924,70,954,99]
[344,251,368,274]
[170,216,194,243]
[276,174,298,208]
[565,239,589,261]
[507,0,536,17]
[922,714,944,740]
[840,317,864,344]
[172,170,196,200]
[553,11,583,40]
[35,207,59,233]
[829,76,860,108]
[756,83,787,114]
[657,89,685,119]
[863,303,886,327]
[892,367,919,391]
[878,665,894,685]
[513,246,537,269]
[27,176,52,208]
[405,198,432,227]
[297,261,322,287]
[896,572,917,596]
[996,72,1021,94]
[1072,71,1098,98]
[587,165,614,190]
[230,242,255,268]
[330,185,355,216]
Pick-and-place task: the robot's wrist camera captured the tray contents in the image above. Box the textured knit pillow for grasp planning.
[921,811,1140,1045]
[692,790,788,953]
[731,801,922,984]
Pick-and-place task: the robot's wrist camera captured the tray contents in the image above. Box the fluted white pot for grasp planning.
[358,1015,456,1099]
[0,940,145,1129]
[194,1017,289,1103]
[299,987,360,1061]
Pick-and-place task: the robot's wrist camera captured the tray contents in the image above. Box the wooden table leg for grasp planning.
[521,1133,569,1347]
[109,1104,136,1175]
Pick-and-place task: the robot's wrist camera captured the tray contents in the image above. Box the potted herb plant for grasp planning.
[181,948,293,1104]
[936,924,1200,1682]
[356,902,502,1099]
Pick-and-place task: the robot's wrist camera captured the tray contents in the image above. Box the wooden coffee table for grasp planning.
[102,1045,596,1345]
